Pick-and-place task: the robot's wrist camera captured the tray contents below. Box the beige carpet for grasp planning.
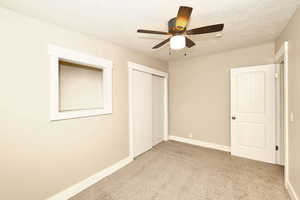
[71,141,290,200]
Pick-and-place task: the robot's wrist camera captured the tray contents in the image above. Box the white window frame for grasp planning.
[48,44,113,121]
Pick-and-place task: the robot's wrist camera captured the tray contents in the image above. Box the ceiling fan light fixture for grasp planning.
[137,6,224,50]
[170,35,186,50]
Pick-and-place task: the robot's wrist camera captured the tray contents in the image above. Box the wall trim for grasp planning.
[46,156,133,200]
[286,181,299,200]
[128,61,168,78]
[169,135,231,152]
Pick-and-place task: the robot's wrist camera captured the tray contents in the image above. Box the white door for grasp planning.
[132,70,153,157]
[152,75,165,146]
[231,65,276,163]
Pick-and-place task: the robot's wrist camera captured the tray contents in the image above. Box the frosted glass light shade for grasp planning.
[170,35,186,50]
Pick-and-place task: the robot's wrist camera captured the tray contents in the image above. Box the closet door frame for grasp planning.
[128,62,168,159]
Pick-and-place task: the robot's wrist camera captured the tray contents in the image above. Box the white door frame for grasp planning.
[275,63,283,165]
[275,41,289,187]
[128,62,168,159]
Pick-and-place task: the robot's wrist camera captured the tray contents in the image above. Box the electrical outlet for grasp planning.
[189,133,193,138]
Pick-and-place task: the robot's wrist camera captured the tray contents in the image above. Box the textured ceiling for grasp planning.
[1,0,299,61]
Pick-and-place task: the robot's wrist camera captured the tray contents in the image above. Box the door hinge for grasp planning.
[275,73,279,79]
[275,145,279,151]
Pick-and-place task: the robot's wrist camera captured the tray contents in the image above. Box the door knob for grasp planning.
[232,116,236,120]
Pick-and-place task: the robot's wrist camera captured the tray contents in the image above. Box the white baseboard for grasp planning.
[47,156,133,200]
[287,181,299,200]
[169,135,231,152]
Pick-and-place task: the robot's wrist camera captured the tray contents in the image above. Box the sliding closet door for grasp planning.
[152,75,165,146]
[132,70,153,157]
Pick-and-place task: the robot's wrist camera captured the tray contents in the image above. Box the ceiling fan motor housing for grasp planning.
[168,17,181,34]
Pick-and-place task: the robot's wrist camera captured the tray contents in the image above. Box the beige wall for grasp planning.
[168,43,275,146]
[0,7,167,200]
[276,6,300,197]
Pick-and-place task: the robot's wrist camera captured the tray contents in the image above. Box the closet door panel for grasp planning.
[152,75,165,146]
[132,70,153,157]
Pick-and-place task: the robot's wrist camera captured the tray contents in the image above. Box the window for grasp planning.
[49,45,112,120]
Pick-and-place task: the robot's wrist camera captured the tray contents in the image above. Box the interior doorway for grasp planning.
[230,63,286,166]
[231,65,276,163]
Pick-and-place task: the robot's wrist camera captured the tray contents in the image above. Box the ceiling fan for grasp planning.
[137,6,224,50]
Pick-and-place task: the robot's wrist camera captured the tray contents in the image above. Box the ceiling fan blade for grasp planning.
[185,37,195,48]
[176,6,193,31]
[186,24,224,35]
[137,29,170,35]
[152,38,170,49]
